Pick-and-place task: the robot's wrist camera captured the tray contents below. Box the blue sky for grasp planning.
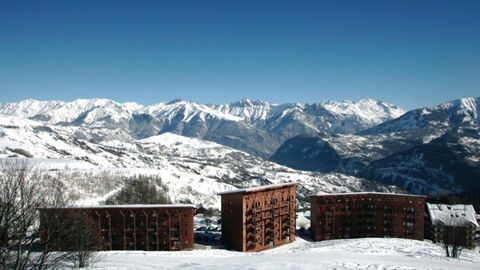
[0,0,478,110]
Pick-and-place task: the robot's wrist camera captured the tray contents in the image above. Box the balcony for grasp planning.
[405,215,415,221]
[171,232,180,240]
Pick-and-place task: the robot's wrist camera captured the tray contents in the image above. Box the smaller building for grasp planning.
[219,182,297,252]
[425,203,479,249]
[40,204,195,251]
[310,193,426,241]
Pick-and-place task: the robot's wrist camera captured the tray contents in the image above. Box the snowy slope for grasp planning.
[271,97,480,195]
[0,98,143,125]
[83,238,480,270]
[0,98,403,127]
[320,98,404,126]
[0,115,399,209]
[360,97,480,135]
[362,128,480,194]
[0,98,404,157]
[270,130,430,176]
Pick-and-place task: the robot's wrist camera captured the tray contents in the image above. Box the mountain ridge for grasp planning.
[0,114,400,208]
[269,97,480,195]
[0,98,404,158]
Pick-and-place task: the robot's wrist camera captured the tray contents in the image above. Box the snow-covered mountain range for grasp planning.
[0,98,404,158]
[2,96,478,199]
[271,97,480,195]
[0,112,398,208]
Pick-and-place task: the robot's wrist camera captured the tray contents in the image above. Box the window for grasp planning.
[173,241,180,249]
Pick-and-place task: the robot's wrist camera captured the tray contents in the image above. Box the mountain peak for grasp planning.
[167,98,186,105]
[318,99,405,124]
[437,97,479,124]
[359,96,480,136]
[231,98,269,107]
[0,97,406,156]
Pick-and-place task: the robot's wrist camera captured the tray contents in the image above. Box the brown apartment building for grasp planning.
[40,204,194,251]
[310,193,426,241]
[219,182,297,252]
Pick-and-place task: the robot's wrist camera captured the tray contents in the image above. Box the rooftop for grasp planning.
[218,182,297,195]
[41,204,196,209]
[311,192,426,198]
[426,203,479,227]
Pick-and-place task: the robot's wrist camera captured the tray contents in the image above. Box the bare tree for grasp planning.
[70,213,98,268]
[0,159,97,269]
[40,209,99,268]
[443,225,465,258]
[0,159,44,269]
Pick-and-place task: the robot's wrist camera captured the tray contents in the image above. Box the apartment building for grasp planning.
[310,193,426,241]
[219,182,297,252]
[40,204,194,251]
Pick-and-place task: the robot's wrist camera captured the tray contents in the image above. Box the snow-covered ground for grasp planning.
[0,114,399,210]
[85,238,479,270]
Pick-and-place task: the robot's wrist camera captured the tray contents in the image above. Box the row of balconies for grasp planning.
[321,205,417,214]
[320,213,420,221]
[107,220,179,231]
[247,200,292,210]
[245,212,293,221]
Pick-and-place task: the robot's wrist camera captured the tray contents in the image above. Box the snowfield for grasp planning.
[85,238,479,270]
[0,114,400,209]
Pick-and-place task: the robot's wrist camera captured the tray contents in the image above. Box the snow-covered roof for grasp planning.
[218,182,297,195]
[311,192,426,198]
[426,203,479,227]
[42,204,195,209]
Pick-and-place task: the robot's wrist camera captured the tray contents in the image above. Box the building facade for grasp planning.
[219,183,297,252]
[425,203,479,249]
[310,193,426,241]
[40,204,194,251]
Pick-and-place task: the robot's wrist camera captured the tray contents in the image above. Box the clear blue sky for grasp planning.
[0,0,478,110]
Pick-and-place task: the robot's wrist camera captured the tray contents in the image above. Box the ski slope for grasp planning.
[84,238,479,270]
